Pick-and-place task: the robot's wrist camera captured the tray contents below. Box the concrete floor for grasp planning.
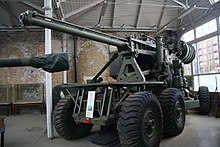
[2,111,220,147]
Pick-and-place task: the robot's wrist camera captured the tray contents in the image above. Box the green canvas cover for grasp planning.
[30,53,69,73]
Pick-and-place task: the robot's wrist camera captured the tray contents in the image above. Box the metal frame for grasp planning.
[19,10,203,128]
[64,81,164,125]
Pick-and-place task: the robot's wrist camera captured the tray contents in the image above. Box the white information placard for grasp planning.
[86,91,96,118]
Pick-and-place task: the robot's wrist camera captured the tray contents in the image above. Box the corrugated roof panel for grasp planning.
[62,0,102,22]
[113,0,140,27]
[98,3,114,26]
[0,0,217,32]
[178,0,215,30]
[137,4,162,27]
[159,7,178,28]
[138,13,162,27]
[188,0,212,19]
[73,4,103,26]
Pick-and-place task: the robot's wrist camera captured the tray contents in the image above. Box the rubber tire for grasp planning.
[117,92,163,147]
[54,96,93,140]
[198,86,210,115]
[159,88,185,136]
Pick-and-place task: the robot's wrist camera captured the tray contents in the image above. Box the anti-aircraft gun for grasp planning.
[19,10,210,147]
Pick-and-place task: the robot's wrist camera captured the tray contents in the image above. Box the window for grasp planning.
[208,40,212,47]
[199,56,203,61]
[209,0,219,5]
[208,47,212,53]
[195,36,219,74]
[181,30,194,42]
[199,49,202,55]
[196,19,217,38]
[213,37,218,45]
[198,43,202,49]
[194,74,220,92]
[214,45,218,51]
[183,15,219,92]
[214,52,218,58]
[192,44,199,74]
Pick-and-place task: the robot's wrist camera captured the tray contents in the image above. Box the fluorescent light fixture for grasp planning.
[178,5,197,19]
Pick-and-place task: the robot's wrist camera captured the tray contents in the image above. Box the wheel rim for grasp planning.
[144,109,156,140]
[175,100,183,124]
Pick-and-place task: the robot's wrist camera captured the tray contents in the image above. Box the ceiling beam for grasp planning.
[52,0,64,19]
[179,6,219,30]
[21,1,44,13]
[135,0,143,28]
[157,0,201,34]
[64,0,104,19]
[172,0,187,9]
[96,0,108,28]
[178,0,213,29]
[157,0,168,28]
[111,0,116,27]
[85,26,177,32]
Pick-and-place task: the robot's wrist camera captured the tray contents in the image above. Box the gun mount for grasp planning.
[0,53,69,73]
[20,11,195,83]
[19,10,210,147]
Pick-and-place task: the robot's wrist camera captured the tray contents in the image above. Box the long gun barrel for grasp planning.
[18,10,195,83]
[0,53,69,73]
[19,11,128,50]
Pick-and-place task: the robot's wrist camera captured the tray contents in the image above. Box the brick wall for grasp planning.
[0,31,70,86]
[77,39,113,84]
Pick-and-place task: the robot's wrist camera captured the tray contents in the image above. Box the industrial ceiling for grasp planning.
[0,0,219,34]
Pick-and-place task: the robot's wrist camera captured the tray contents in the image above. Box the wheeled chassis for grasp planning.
[62,81,200,126]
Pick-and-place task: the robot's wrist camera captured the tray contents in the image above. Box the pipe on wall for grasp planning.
[73,35,78,83]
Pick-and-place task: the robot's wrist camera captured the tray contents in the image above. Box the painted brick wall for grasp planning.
[77,39,112,84]
[0,31,66,86]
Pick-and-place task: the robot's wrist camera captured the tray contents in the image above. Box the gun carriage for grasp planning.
[17,10,210,147]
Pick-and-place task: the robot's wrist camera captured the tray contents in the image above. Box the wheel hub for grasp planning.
[144,109,156,139]
[175,101,183,124]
